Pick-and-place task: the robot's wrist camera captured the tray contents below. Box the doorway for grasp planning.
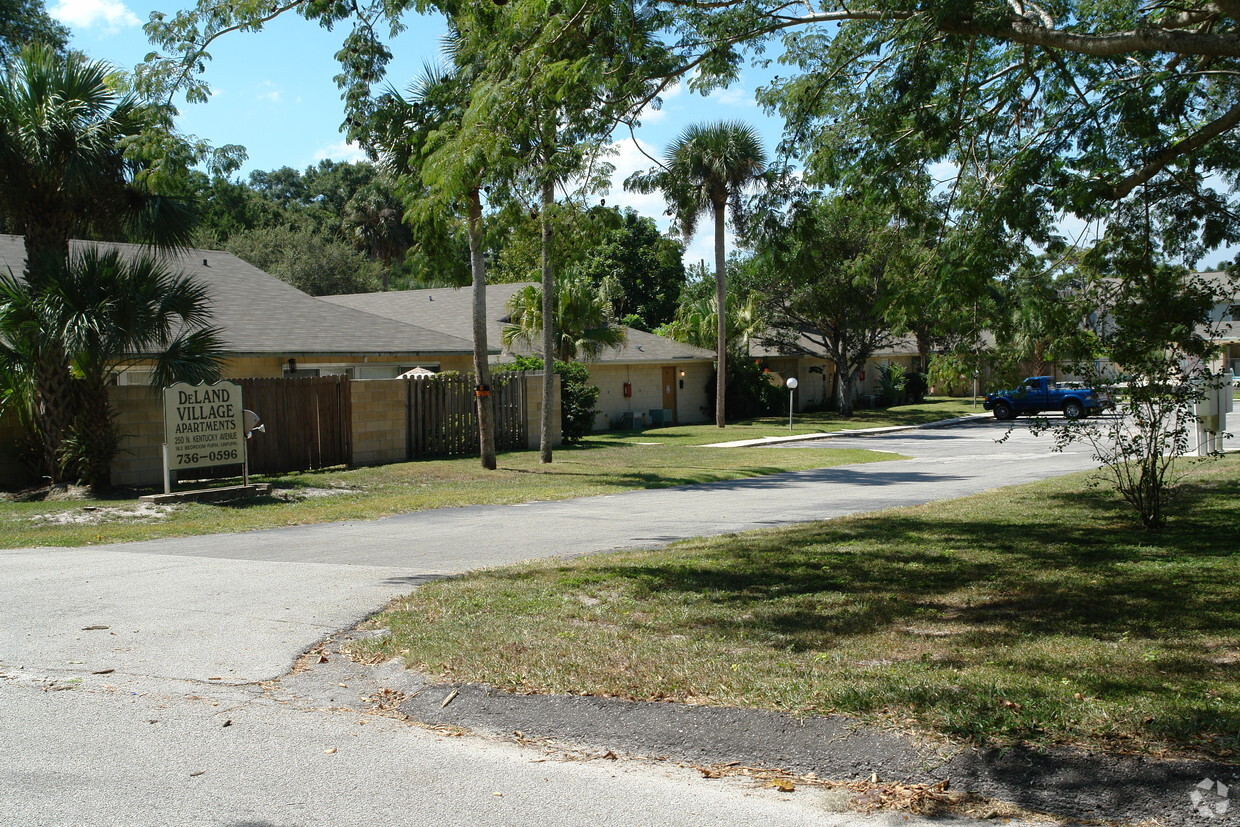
[661,366,678,424]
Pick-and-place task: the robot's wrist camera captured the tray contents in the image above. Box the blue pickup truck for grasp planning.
[983,376,1112,420]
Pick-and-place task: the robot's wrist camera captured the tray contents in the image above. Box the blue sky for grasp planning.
[53,0,786,265]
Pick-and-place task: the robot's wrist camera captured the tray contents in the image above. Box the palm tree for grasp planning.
[655,292,766,356]
[341,183,412,287]
[0,43,197,483]
[0,43,195,283]
[0,250,225,491]
[626,121,768,428]
[502,273,627,362]
[373,57,500,469]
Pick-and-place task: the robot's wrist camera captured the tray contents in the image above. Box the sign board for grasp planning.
[163,381,246,471]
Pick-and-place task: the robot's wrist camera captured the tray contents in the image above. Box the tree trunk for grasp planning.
[77,376,116,493]
[466,190,497,470]
[915,330,932,375]
[539,177,556,464]
[21,216,71,288]
[22,223,76,483]
[30,346,76,484]
[713,199,728,429]
[838,368,857,417]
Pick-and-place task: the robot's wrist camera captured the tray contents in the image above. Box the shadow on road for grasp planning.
[677,466,967,491]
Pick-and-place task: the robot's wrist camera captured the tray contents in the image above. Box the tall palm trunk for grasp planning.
[539,177,556,464]
[30,343,76,484]
[23,220,76,482]
[21,215,72,288]
[466,189,497,470]
[713,199,728,428]
[76,374,117,492]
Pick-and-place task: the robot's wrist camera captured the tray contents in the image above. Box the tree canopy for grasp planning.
[0,0,69,64]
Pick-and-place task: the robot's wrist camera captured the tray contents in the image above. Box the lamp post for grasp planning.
[786,377,799,432]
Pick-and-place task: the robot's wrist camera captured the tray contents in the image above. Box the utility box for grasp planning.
[620,411,645,431]
[648,408,672,427]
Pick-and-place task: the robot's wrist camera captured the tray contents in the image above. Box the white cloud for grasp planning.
[256,82,281,104]
[596,138,671,222]
[706,86,755,108]
[312,140,367,164]
[49,0,139,31]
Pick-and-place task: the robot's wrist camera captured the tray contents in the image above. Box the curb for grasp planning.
[701,412,993,448]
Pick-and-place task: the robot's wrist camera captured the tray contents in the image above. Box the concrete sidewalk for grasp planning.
[701,413,991,448]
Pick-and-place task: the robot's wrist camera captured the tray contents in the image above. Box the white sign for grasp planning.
[163,381,246,471]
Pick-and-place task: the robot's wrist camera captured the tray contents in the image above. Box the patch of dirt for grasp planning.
[275,486,362,501]
[28,502,179,525]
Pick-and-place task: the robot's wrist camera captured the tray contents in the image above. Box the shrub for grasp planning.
[705,358,782,420]
[904,371,929,403]
[878,363,908,407]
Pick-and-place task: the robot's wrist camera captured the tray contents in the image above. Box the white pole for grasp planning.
[161,443,171,495]
[786,377,799,433]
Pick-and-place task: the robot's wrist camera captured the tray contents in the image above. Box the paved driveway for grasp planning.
[0,420,1101,826]
[1,420,1097,684]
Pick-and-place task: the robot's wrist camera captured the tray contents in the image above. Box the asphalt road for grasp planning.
[0,419,1106,826]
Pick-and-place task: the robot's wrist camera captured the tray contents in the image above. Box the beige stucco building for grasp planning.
[325,283,718,429]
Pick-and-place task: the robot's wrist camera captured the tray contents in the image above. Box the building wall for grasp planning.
[350,378,409,466]
[522,372,563,449]
[1223,342,1240,376]
[760,356,834,412]
[758,353,924,410]
[590,361,712,429]
[1,373,561,491]
[110,385,165,488]
[860,354,920,400]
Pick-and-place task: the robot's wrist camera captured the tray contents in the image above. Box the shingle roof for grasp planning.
[323,283,717,363]
[0,234,481,357]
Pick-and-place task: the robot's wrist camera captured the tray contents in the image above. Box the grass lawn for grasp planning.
[0,398,971,548]
[0,443,896,549]
[356,453,1240,760]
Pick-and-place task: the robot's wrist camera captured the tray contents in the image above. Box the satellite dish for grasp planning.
[243,409,265,438]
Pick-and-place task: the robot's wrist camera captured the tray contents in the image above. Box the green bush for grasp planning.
[705,358,782,420]
[879,363,908,407]
[904,371,929,404]
[494,356,600,444]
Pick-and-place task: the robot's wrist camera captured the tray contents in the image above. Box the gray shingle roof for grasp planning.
[0,234,481,357]
[324,283,716,363]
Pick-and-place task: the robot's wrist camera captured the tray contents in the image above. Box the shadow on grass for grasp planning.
[472,469,1240,749]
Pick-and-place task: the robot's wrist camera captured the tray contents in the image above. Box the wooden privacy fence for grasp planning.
[238,376,352,474]
[408,371,527,459]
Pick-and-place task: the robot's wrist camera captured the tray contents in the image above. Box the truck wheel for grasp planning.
[993,401,1015,421]
[1063,399,1084,420]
